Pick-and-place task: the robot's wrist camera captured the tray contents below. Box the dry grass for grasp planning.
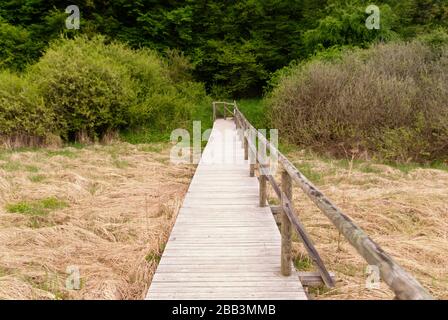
[277,150,448,300]
[1,140,446,300]
[0,142,194,300]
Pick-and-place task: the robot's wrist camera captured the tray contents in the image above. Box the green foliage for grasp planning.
[268,38,448,163]
[0,21,36,71]
[28,37,136,141]
[98,39,207,134]
[302,2,399,55]
[6,197,68,216]
[0,70,55,143]
[0,36,207,145]
[237,99,271,130]
[29,174,46,183]
[417,27,448,50]
[198,41,268,98]
[1,0,447,96]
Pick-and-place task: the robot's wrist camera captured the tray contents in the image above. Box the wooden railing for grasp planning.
[213,101,235,122]
[214,101,433,300]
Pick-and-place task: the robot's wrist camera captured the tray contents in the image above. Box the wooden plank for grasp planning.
[152,273,298,281]
[150,281,300,288]
[148,286,301,293]
[148,292,306,300]
[298,272,336,287]
[158,257,288,264]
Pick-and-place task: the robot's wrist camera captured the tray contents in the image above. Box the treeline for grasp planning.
[1,0,447,96]
[0,37,207,146]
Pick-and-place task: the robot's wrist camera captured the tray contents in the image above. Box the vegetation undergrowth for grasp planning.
[6,197,68,216]
[267,33,448,164]
[0,36,209,147]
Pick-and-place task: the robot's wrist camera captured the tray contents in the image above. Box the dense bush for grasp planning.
[0,21,37,71]
[100,42,207,132]
[268,38,448,163]
[0,71,56,146]
[302,3,398,55]
[28,37,136,141]
[0,36,207,145]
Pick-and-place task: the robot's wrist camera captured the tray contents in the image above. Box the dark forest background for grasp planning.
[1,0,447,97]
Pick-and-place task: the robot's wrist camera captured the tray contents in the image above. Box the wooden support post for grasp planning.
[259,166,267,207]
[239,119,245,145]
[244,136,248,160]
[249,154,255,177]
[281,169,292,276]
[235,112,239,129]
[233,101,236,120]
[236,115,243,142]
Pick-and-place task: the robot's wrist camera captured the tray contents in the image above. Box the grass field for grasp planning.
[1,102,446,300]
[0,142,194,299]
[282,150,448,299]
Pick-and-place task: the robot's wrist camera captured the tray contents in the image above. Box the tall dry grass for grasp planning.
[0,143,194,299]
[269,40,448,163]
[275,151,448,299]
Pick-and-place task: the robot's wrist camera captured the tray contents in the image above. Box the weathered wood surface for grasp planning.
[146,119,307,300]
[235,105,433,300]
[298,272,336,287]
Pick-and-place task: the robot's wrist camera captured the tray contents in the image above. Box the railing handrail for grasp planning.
[212,101,236,121]
[215,100,433,300]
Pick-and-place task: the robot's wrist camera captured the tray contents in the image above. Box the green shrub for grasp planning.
[164,49,195,84]
[28,36,136,141]
[129,93,190,131]
[0,70,55,146]
[301,4,399,55]
[97,39,207,135]
[195,40,268,98]
[0,21,36,71]
[268,38,448,163]
[6,197,68,216]
[103,43,168,100]
[1,36,207,145]
[417,28,448,53]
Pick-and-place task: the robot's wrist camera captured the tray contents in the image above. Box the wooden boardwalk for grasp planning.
[146,119,307,300]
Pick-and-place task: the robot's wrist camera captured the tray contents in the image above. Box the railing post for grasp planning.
[249,152,255,177]
[223,104,226,120]
[235,111,239,129]
[234,110,242,142]
[244,135,248,160]
[281,169,292,276]
[259,166,267,207]
[213,102,216,122]
[246,127,255,177]
[233,100,237,118]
